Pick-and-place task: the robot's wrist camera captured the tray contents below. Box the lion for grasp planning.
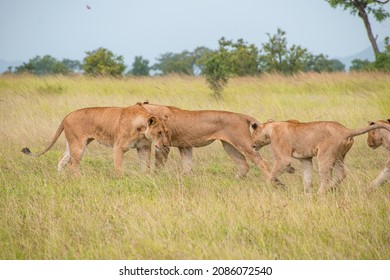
[21,103,169,176]
[250,119,390,194]
[366,119,390,190]
[139,101,271,179]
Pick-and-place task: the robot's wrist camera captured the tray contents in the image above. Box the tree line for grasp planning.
[6,28,389,99]
[7,28,390,78]
[9,28,348,77]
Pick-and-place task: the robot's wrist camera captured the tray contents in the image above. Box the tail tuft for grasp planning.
[21,147,31,155]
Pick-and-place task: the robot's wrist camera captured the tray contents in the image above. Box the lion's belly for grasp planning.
[292,148,316,159]
[192,139,214,147]
[97,140,113,147]
[95,136,114,147]
[172,138,215,148]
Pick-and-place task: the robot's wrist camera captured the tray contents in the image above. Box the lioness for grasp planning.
[22,103,169,176]
[140,102,270,178]
[367,119,390,190]
[251,119,390,194]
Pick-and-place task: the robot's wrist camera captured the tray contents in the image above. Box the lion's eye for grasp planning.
[158,131,162,135]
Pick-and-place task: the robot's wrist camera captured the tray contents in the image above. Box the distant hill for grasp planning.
[0,59,23,73]
[338,41,385,70]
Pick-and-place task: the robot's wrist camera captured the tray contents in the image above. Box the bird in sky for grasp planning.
[86,5,91,10]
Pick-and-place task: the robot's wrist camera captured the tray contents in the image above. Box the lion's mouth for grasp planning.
[368,143,378,149]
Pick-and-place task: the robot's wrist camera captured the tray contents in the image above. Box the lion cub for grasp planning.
[251,119,390,194]
[367,119,390,190]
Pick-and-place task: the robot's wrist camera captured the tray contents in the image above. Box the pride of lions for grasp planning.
[22,101,390,194]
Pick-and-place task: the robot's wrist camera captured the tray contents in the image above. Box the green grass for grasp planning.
[0,73,389,259]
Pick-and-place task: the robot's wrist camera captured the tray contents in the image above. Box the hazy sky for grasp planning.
[1,0,389,66]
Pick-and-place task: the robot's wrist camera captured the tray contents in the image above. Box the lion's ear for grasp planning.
[147,116,157,127]
[266,119,274,123]
[143,100,149,104]
[368,121,375,125]
[387,119,390,123]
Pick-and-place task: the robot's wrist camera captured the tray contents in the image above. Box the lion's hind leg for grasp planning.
[57,141,71,173]
[221,141,249,179]
[68,141,87,176]
[368,158,390,191]
[317,154,337,195]
[301,158,313,193]
[331,158,348,190]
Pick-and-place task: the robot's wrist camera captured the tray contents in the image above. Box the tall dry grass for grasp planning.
[0,73,389,259]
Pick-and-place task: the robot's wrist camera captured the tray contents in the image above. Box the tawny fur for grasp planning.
[22,104,169,176]
[140,102,270,179]
[366,119,390,190]
[251,119,390,194]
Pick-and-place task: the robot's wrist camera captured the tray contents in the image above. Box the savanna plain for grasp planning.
[0,73,389,259]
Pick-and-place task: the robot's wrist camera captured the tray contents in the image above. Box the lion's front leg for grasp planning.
[137,145,151,174]
[268,158,291,189]
[317,156,335,195]
[179,147,193,174]
[155,146,170,170]
[113,147,125,177]
[244,151,270,178]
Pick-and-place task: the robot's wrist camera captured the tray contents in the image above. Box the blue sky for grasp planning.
[1,0,389,66]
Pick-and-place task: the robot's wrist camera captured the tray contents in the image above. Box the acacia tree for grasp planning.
[259,28,309,74]
[325,0,390,56]
[152,47,213,76]
[191,46,213,75]
[128,56,150,76]
[83,47,126,77]
[203,52,229,100]
[305,54,345,72]
[153,51,195,75]
[202,38,258,100]
[218,38,259,76]
[15,55,76,75]
[349,58,372,70]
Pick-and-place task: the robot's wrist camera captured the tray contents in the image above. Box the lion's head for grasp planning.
[367,120,390,149]
[250,120,273,151]
[145,116,170,150]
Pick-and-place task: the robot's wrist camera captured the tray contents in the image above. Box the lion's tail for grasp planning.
[346,123,390,139]
[21,121,65,157]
